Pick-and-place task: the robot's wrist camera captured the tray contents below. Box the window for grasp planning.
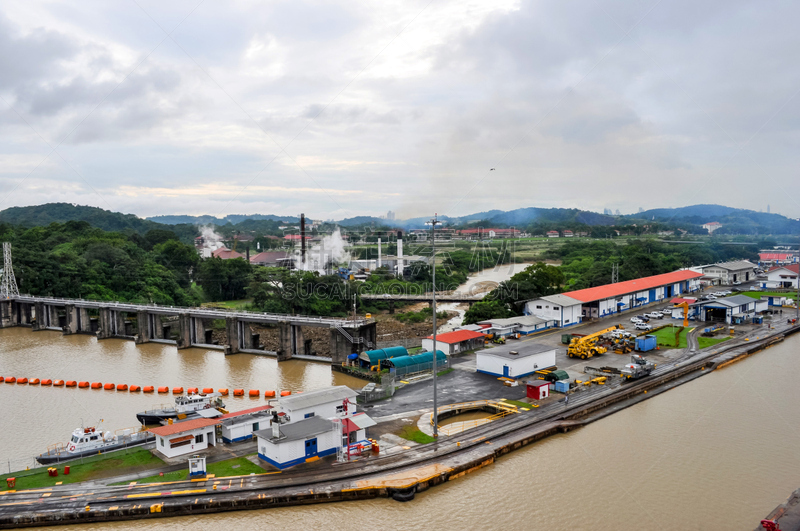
[536,305,542,309]
[565,319,570,324]
[304,412,315,419]
[335,405,345,414]
[160,438,164,447]
[545,305,549,309]
[553,307,559,310]
[195,433,204,444]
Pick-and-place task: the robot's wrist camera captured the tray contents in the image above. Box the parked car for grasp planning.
[733,281,741,285]
[638,315,650,322]
[750,286,761,291]
[647,312,663,319]
[631,316,643,323]
[610,329,633,339]
[707,295,717,300]
[634,322,652,331]
[661,309,673,315]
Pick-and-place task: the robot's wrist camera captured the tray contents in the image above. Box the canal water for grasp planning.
[3,328,800,529]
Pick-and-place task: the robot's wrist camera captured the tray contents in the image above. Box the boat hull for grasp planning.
[36,435,154,465]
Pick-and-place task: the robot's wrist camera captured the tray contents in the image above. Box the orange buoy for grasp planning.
[202,388,214,394]
[233,389,244,397]
[91,382,103,389]
[4,377,15,384]
[143,386,154,393]
[0,376,4,383]
[157,386,168,394]
[172,387,184,394]
[280,390,291,397]
[65,380,76,387]
[248,389,260,397]
[116,384,128,391]
[264,390,276,398]
[217,388,228,396]
[41,379,53,386]
[187,387,199,394]
[29,378,40,385]
[103,383,115,390]
[129,385,141,392]
[17,377,28,384]
[54,380,64,386]
[78,381,89,388]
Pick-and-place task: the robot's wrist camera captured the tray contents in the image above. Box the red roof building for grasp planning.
[283,234,312,241]
[148,417,221,437]
[760,252,795,263]
[212,248,245,260]
[422,329,485,355]
[220,405,272,420]
[564,270,703,303]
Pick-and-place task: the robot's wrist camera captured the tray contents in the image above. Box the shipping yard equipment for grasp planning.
[566,325,622,360]
[620,355,656,379]
[635,334,657,352]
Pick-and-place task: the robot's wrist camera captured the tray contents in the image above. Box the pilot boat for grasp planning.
[136,392,225,425]
[36,425,154,464]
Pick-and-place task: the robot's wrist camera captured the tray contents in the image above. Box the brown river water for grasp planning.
[2,327,800,530]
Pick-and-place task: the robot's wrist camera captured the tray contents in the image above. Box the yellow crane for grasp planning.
[566,325,623,360]
[677,301,690,327]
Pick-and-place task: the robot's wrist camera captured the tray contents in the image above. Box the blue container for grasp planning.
[554,380,570,393]
[635,334,657,352]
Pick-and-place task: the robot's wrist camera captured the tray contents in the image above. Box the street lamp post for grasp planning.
[426,214,441,438]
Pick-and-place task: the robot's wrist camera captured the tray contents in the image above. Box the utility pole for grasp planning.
[426,214,441,438]
[1,243,20,298]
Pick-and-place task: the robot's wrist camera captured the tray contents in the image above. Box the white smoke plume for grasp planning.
[198,225,225,258]
[294,228,351,273]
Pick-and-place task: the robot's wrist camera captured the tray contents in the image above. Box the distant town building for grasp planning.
[702,221,722,233]
[546,230,559,238]
[456,228,521,239]
[759,252,797,265]
[212,248,245,260]
[563,230,574,237]
[700,260,757,284]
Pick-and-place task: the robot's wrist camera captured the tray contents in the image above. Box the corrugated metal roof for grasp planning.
[220,405,273,419]
[148,418,220,437]
[254,416,334,443]
[279,386,356,411]
[692,295,755,308]
[478,342,555,360]
[703,260,757,271]
[538,294,584,307]
[479,315,550,327]
[425,330,485,343]
[768,264,799,274]
[564,270,704,303]
[384,350,446,369]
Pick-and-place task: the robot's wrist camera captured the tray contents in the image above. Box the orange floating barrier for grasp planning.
[157,386,168,394]
[280,390,291,397]
[41,379,52,386]
[54,380,64,387]
[172,387,184,394]
[187,387,198,394]
[0,376,4,383]
[248,389,260,397]
[4,377,15,384]
[65,380,76,387]
[29,378,40,385]
[129,385,141,392]
[90,382,103,389]
[116,384,128,391]
[78,381,89,388]
[217,388,229,396]
[143,386,154,393]
[264,390,276,398]
[233,389,244,397]
[202,388,214,394]
[17,377,28,384]
[103,383,115,390]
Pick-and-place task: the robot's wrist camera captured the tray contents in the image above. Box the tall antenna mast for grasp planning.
[1,243,20,298]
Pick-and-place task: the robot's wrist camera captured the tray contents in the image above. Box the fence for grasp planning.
[375,338,423,349]
[358,374,397,404]
[389,357,450,378]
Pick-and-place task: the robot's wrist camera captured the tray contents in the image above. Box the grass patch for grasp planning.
[202,299,254,309]
[436,368,454,377]
[697,336,731,349]
[650,326,688,348]
[741,291,797,301]
[0,448,163,491]
[114,456,265,485]
[501,399,533,409]
[398,426,436,444]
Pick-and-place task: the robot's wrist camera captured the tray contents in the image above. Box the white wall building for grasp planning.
[279,386,357,422]
[524,294,583,328]
[701,261,757,284]
[219,405,273,443]
[763,265,799,289]
[149,418,220,459]
[255,417,341,470]
[477,343,557,378]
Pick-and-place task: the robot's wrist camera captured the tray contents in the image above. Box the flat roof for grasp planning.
[425,329,485,344]
[478,342,555,360]
[478,315,551,327]
[563,270,703,303]
[148,418,220,437]
[279,386,356,411]
[691,295,756,308]
[703,260,757,271]
[254,416,334,443]
[538,294,584,307]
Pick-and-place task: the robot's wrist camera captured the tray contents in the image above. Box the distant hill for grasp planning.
[0,203,199,242]
[626,204,800,235]
[149,214,299,225]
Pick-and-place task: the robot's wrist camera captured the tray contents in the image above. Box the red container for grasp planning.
[64,466,70,475]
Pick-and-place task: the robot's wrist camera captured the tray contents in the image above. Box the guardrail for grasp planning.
[10,295,370,328]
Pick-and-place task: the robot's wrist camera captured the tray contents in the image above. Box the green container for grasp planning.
[561,334,573,344]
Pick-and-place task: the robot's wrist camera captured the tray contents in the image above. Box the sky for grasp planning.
[1,0,799,221]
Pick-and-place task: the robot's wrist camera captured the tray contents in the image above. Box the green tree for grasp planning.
[462,300,510,325]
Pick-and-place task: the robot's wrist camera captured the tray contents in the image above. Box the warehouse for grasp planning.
[523,294,583,327]
[279,386,357,421]
[149,418,220,459]
[383,350,448,377]
[422,330,485,355]
[700,261,757,284]
[476,343,556,378]
[255,416,341,469]
[477,315,556,337]
[690,295,767,324]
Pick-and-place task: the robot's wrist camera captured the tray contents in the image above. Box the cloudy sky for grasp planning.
[1,0,798,221]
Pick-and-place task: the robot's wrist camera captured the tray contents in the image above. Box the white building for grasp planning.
[421,329,485,355]
[477,315,556,337]
[700,261,757,285]
[149,418,221,459]
[219,405,273,443]
[279,386,357,421]
[476,343,557,378]
[702,221,722,233]
[691,295,768,325]
[763,265,799,289]
[524,294,583,328]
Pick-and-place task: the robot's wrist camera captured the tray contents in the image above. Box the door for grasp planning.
[305,438,318,457]
[503,365,510,377]
[648,289,656,302]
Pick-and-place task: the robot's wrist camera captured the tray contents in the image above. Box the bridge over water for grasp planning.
[0,295,376,364]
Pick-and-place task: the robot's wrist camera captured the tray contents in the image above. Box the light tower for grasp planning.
[426,214,441,438]
[0,242,20,299]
